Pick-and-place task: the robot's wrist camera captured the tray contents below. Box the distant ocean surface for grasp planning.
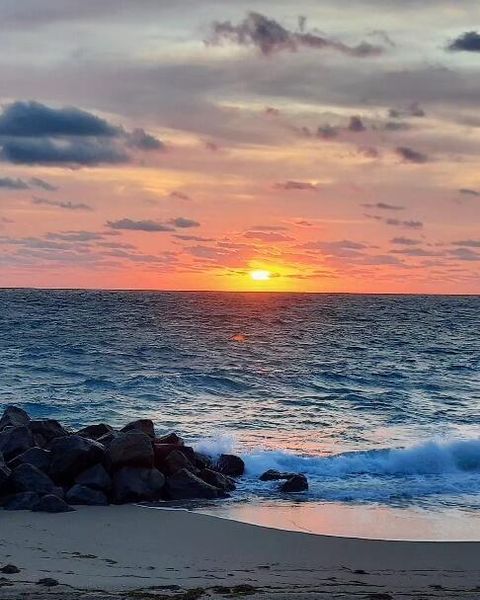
[1,289,479,537]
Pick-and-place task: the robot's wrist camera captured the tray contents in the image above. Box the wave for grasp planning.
[242,439,480,477]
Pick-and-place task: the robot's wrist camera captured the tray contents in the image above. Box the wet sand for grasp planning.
[0,505,478,599]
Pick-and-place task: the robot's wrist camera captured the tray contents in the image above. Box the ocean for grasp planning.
[1,289,479,539]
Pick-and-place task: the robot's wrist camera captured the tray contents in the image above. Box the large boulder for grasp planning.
[3,491,40,511]
[121,419,155,439]
[259,469,295,482]
[66,484,108,506]
[9,447,51,473]
[163,449,196,476]
[29,420,69,446]
[0,426,34,461]
[49,435,105,482]
[0,406,30,431]
[10,463,59,495]
[156,432,183,445]
[75,463,111,492]
[166,468,220,500]
[215,454,245,477]
[154,443,195,469]
[32,494,74,513]
[106,432,153,469]
[112,467,165,503]
[76,423,113,441]
[280,474,308,492]
[199,468,236,492]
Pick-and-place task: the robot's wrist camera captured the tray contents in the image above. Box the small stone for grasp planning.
[216,454,245,477]
[66,484,108,506]
[0,565,20,574]
[259,469,295,481]
[36,577,59,587]
[280,474,308,492]
[32,494,75,513]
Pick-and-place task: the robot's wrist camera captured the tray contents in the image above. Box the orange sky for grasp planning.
[1,2,480,293]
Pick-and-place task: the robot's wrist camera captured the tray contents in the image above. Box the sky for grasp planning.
[1,1,480,293]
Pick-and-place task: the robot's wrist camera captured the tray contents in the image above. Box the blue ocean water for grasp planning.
[1,289,479,517]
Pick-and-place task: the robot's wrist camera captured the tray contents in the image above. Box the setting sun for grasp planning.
[250,269,272,281]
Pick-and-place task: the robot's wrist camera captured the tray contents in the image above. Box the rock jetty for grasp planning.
[0,405,243,512]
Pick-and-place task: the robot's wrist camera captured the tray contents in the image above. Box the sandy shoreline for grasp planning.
[0,505,478,599]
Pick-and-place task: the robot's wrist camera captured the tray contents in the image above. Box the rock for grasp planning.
[112,466,165,503]
[200,468,236,492]
[10,463,58,495]
[32,494,74,513]
[163,449,196,475]
[166,468,220,500]
[280,474,308,492]
[96,430,118,446]
[0,452,11,490]
[259,469,295,481]
[154,443,195,468]
[49,435,105,482]
[8,447,51,473]
[194,453,213,470]
[0,564,20,574]
[0,426,34,461]
[76,423,113,441]
[36,578,59,587]
[29,420,69,444]
[0,406,30,431]
[215,454,245,477]
[121,419,155,438]
[3,492,40,510]
[66,484,108,506]
[75,463,111,492]
[106,432,153,469]
[156,432,183,445]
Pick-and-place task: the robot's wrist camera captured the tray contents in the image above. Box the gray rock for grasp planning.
[280,474,308,492]
[106,432,153,469]
[3,492,40,510]
[121,419,155,439]
[9,447,51,473]
[37,577,59,587]
[163,449,196,475]
[66,484,108,506]
[75,463,111,492]
[0,406,30,431]
[32,494,74,513]
[200,468,236,492]
[76,423,113,440]
[112,466,165,503]
[0,426,34,461]
[0,452,11,490]
[49,435,105,482]
[259,469,295,481]
[156,432,183,445]
[30,420,69,444]
[0,564,21,574]
[10,463,58,495]
[216,454,245,477]
[166,468,220,500]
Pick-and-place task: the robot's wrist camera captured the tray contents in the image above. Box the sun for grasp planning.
[250,269,271,282]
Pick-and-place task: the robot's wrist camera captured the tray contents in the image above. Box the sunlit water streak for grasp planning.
[0,289,479,535]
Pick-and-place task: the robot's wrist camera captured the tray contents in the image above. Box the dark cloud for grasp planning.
[207,12,384,58]
[174,234,214,242]
[447,31,480,53]
[459,188,480,197]
[46,230,105,242]
[0,100,119,137]
[384,121,409,131]
[348,116,366,132]
[0,176,29,190]
[451,239,480,248]
[385,218,423,229]
[168,217,200,228]
[127,128,164,151]
[275,180,319,191]
[391,237,422,245]
[395,146,428,164]
[1,138,128,166]
[106,218,175,232]
[449,247,480,261]
[362,202,404,211]
[29,177,58,191]
[317,124,339,139]
[32,197,92,210]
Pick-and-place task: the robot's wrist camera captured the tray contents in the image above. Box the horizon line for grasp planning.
[1,286,479,297]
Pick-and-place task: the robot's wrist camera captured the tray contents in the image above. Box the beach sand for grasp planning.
[0,505,478,599]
